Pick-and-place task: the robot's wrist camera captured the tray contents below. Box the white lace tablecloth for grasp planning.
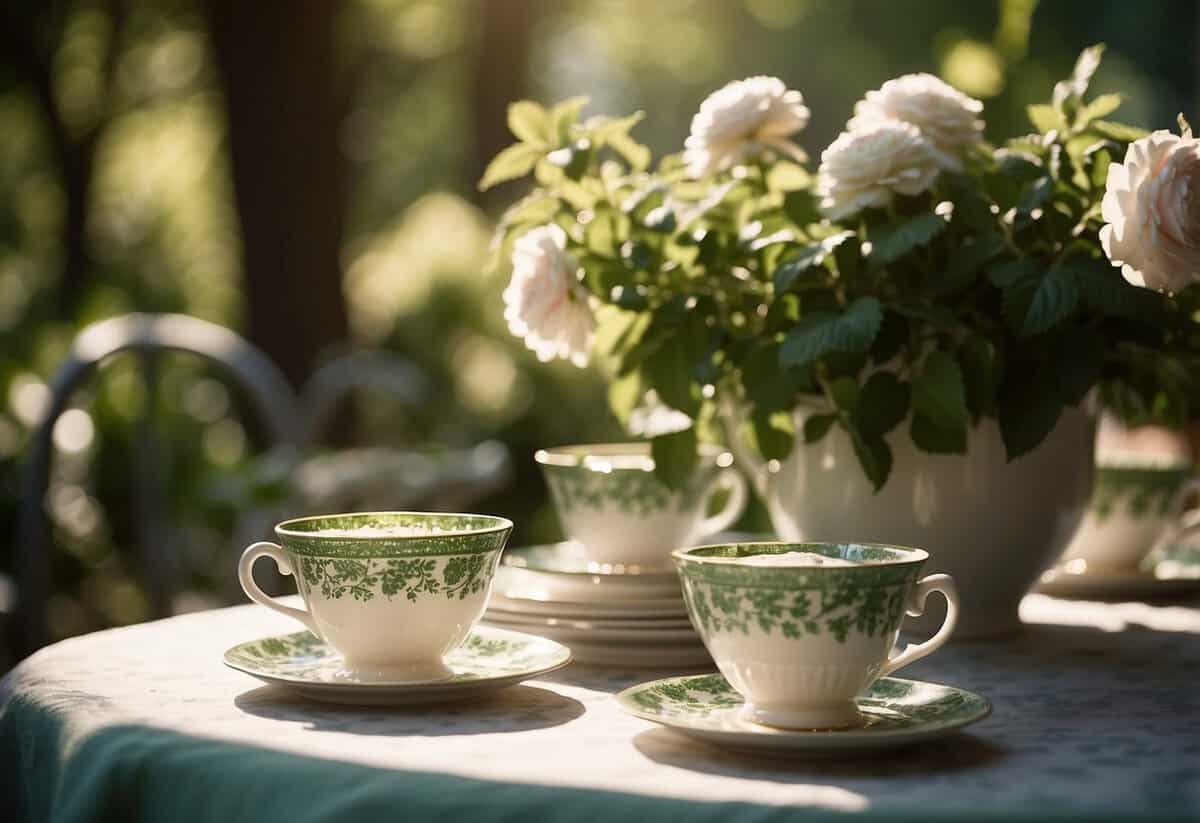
[3,595,1199,822]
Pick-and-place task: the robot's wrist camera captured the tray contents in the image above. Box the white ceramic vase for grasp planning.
[726,403,1096,638]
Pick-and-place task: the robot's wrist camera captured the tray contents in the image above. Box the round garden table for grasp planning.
[2,594,1198,822]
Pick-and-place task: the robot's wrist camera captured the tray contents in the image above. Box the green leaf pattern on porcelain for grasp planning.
[225,630,564,682]
[1092,466,1193,521]
[295,552,498,603]
[628,673,742,713]
[676,543,922,642]
[541,464,714,515]
[623,674,989,732]
[277,512,511,559]
[681,577,908,642]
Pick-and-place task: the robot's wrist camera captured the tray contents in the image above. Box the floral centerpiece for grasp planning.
[481,47,1200,636]
[482,45,1200,489]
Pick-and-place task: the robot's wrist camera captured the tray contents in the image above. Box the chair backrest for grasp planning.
[11,313,303,657]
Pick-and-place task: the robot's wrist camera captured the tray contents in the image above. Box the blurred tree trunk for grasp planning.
[206,0,349,388]
[2,0,127,320]
[470,0,539,209]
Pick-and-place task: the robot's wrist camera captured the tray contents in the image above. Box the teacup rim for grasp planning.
[1094,453,1194,474]
[535,441,733,470]
[275,510,514,540]
[672,540,929,568]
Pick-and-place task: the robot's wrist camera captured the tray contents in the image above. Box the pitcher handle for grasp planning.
[238,541,321,636]
[696,468,749,538]
[877,574,959,679]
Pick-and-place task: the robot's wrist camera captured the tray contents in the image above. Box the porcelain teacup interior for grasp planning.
[238,511,512,683]
[674,541,959,730]
[536,442,748,568]
[1058,457,1200,574]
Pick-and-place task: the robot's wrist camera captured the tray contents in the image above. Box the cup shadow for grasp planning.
[632,727,1009,779]
[233,683,585,736]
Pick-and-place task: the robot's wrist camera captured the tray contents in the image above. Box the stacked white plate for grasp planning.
[482,542,713,668]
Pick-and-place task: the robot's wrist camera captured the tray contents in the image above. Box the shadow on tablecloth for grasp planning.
[633,727,1008,778]
[232,683,585,735]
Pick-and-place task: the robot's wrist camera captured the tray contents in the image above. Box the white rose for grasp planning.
[816,121,940,220]
[683,76,811,177]
[848,73,983,172]
[503,224,594,367]
[1100,127,1200,292]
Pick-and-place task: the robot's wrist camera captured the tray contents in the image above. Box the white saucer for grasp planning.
[481,610,694,631]
[503,542,677,578]
[617,674,991,756]
[223,625,571,706]
[494,564,681,604]
[1034,565,1200,599]
[488,592,688,619]
[483,616,699,646]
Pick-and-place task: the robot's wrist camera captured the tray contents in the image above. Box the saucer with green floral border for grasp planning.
[224,625,571,706]
[616,674,991,756]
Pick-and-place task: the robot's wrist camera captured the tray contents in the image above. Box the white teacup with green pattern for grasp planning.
[536,443,748,568]
[1058,457,1200,573]
[238,511,512,683]
[674,542,959,730]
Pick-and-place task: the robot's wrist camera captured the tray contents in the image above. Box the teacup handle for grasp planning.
[877,574,959,679]
[1169,477,1200,532]
[696,468,749,538]
[238,541,321,636]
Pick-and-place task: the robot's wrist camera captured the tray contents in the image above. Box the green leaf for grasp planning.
[1004,266,1080,336]
[1083,141,1118,190]
[780,297,883,368]
[772,231,850,295]
[871,311,908,366]
[742,343,807,412]
[803,413,837,444]
[995,150,1044,180]
[746,410,795,461]
[912,351,968,432]
[1073,259,1166,319]
[854,371,910,436]
[1075,93,1123,129]
[1087,120,1150,142]
[1068,44,1105,97]
[1028,104,1066,134]
[931,233,1005,296]
[607,131,651,171]
[607,370,643,425]
[845,421,892,491]
[866,214,946,264]
[549,96,589,144]
[988,258,1042,288]
[1180,113,1193,134]
[642,338,700,416]
[828,377,859,413]
[997,367,1063,460]
[958,337,998,420]
[1017,176,1054,213]
[651,427,698,490]
[478,143,541,190]
[1052,325,1105,407]
[910,412,967,454]
[508,101,549,145]
[783,190,821,226]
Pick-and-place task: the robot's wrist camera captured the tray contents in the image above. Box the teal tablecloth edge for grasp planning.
[1,689,1191,823]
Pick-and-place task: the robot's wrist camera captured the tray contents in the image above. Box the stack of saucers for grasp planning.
[482,542,713,668]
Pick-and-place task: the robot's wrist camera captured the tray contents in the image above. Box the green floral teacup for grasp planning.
[1058,457,1200,573]
[536,443,748,568]
[238,511,512,683]
[674,542,958,730]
